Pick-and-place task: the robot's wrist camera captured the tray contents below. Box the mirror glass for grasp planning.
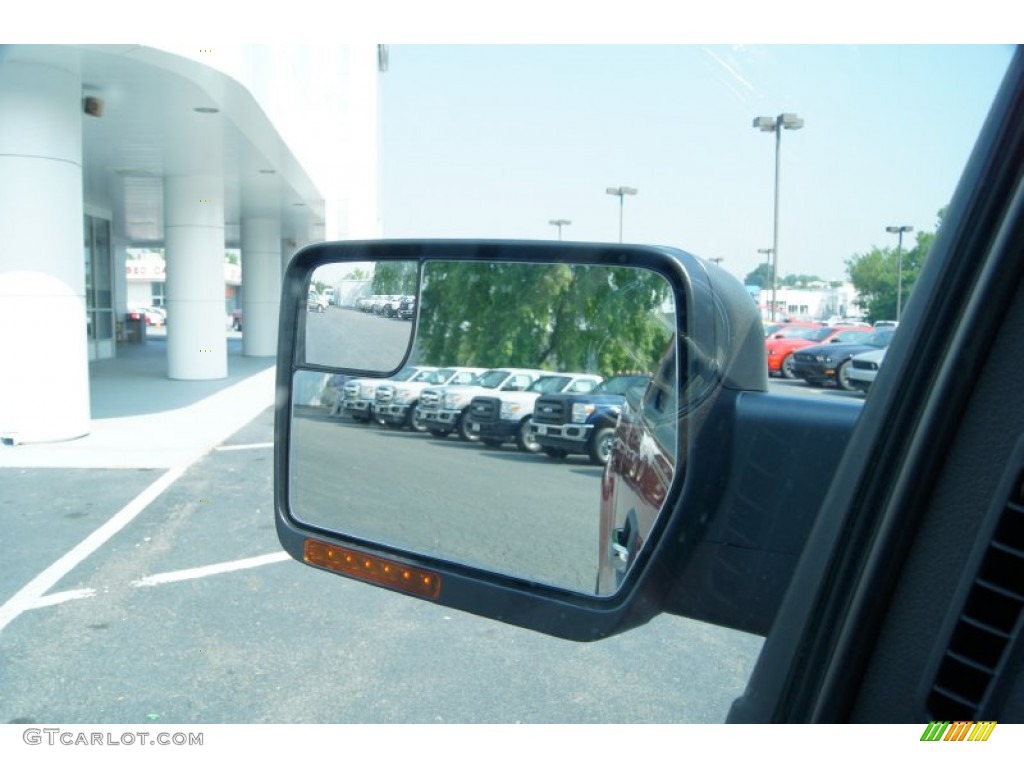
[288,259,677,595]
[303,261,417,371]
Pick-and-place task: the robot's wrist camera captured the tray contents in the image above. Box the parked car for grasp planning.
[466,372,604,452]
[397,296,416,320]
[307,289,326,313]
[377,295,404,317]
[417,368,546,441]
[148,306,167,326]
[792,328,896,390]
[766,325,872,379]
[128,305,165,326]
[338,366,437,422]
[847,347,888,394]
[374,366,484,430]
[529,373,652,464]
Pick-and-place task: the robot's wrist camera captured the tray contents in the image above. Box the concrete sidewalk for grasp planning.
[0,331,276,469]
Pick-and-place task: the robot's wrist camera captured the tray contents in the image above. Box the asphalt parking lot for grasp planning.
[1,336,766,723]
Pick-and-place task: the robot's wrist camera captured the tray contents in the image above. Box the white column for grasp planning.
[240,217,281,357]
[0,58,89,443]
[164,175,227,380]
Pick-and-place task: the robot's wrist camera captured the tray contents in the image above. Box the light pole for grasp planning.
[753,113,804,320]
[549,219,571,240]
[886,224,914,322]
[758,247,775,319]
[605,186,637,243]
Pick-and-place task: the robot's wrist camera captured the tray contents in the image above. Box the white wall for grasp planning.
[758,283,864,321]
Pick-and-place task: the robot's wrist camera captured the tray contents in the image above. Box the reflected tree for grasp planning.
[371,261,418,295]
[417,262,672,375]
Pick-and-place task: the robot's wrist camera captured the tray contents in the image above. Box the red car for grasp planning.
[766,325,871,379]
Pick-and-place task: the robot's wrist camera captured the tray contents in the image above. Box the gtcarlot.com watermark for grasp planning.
[23,728,203,747]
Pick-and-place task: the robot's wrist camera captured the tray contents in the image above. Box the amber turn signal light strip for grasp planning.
[304,539,442,599]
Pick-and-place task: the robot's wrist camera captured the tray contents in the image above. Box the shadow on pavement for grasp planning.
[90,331,274,418]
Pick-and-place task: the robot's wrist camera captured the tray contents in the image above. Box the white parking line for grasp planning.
[0,466,187,634]
[14,553,294,613]
[26,588,97,609]
[214,442,273,452]
[131,552,291,587]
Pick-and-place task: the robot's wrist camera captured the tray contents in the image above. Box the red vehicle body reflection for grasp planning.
[598,342,677,595]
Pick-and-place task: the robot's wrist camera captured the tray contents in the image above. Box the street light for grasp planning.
[753,113,804,321]
[757,247,775,318]
[605,186,638,243]
[886,224,914,322]
[548,219,571,240]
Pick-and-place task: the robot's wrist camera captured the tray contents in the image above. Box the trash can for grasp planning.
[124,311,147,344]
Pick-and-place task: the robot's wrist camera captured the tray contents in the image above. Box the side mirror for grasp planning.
[275,240,769,640]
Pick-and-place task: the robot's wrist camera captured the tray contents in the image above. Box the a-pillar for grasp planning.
[240,217,280,357]
[164,175,227,379]
[0,54,89,443]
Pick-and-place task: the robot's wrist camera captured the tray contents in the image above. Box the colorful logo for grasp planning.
[921,721,997,741]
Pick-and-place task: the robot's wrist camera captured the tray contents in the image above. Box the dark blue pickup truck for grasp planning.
[528,374,651,465]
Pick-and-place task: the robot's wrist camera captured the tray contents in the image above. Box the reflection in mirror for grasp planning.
[303,261,417,371]
[289,260,677,595]
[597,338,678,595]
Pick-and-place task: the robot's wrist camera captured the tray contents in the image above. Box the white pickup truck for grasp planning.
[416,368,547,441]
[374,366,485,431]
[465,373,604,452]
[337,366,437,422]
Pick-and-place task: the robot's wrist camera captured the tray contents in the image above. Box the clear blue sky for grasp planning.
[379,44,1014,284]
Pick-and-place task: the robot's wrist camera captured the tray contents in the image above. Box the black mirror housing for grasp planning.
[274,240,770,641]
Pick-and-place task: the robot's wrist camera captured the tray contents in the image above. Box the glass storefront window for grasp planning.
[84,214,113,349]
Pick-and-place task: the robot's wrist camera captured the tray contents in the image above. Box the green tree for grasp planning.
[781,274,825,288]
[744,265,824,289]
[416,262,671,376]
[371,261,418,294]
[345,267,369,281]
[744,263,773,288]
[846,208,944,322]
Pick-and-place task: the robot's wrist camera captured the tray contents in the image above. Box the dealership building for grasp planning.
[0,44,381,443]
